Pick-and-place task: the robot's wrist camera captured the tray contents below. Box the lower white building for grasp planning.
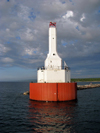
[38,68,70,83]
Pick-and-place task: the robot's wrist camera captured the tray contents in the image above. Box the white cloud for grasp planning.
[6,28,10,32]
[80,14,85,21]
[25,48,33,55]
[18,5,30,21]
[2,57,13,63]
[63,11,74,19]
[0,44,10,54]
[21,28,35,41]
[9,22,19,30]
[24,47,40,56]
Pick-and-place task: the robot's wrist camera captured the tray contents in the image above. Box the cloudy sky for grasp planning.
[0,0,100,81]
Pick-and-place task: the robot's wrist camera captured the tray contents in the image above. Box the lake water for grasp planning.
[0,82,100,133]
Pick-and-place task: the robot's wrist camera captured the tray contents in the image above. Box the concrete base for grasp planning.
[30,82,77,101]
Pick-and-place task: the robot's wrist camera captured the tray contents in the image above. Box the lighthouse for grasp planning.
[38,22,70,83]
[30,22,77,101]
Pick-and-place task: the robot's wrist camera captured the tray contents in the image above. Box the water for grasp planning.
[0,82,100,133]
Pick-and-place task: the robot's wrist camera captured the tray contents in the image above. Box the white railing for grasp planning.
[38,66,70,71]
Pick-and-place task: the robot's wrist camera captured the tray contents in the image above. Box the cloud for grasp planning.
[80,14,85,22]
[0,0,100,81]
[1,57,13,63]
[0,44,10,54]
[63,11,74,19]
[20,28,35,41]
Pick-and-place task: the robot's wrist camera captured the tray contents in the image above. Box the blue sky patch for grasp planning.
[33,51,37,54]
[7,41,11,44]
[62,1,66,4]
[28,11,36,21]
[69,41,74,44]
[76,26,79,31]
[23,55,28,58]
[98,10,100,13]
[16,36,21,40]
[62,42,67,46]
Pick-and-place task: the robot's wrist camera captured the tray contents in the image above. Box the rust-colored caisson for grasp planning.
[30,83,77,101]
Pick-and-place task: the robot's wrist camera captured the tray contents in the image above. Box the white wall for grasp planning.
[37,69,44,82]
[65,70,71,83]
[44,69,65,83]
[49,27,57,54]
[45,27,62,70]
[37,69,70,83]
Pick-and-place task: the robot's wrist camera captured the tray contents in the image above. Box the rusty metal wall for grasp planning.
[30,83,57,101]
[30,83,77,101]
[58,83,77,101]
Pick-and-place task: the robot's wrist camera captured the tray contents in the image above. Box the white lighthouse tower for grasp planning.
[30,22,77,102]
[37,22,70,83]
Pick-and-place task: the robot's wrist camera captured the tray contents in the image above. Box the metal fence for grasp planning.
[37,66,70,71]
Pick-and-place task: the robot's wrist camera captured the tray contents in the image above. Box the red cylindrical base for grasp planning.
[30,83,77,101]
